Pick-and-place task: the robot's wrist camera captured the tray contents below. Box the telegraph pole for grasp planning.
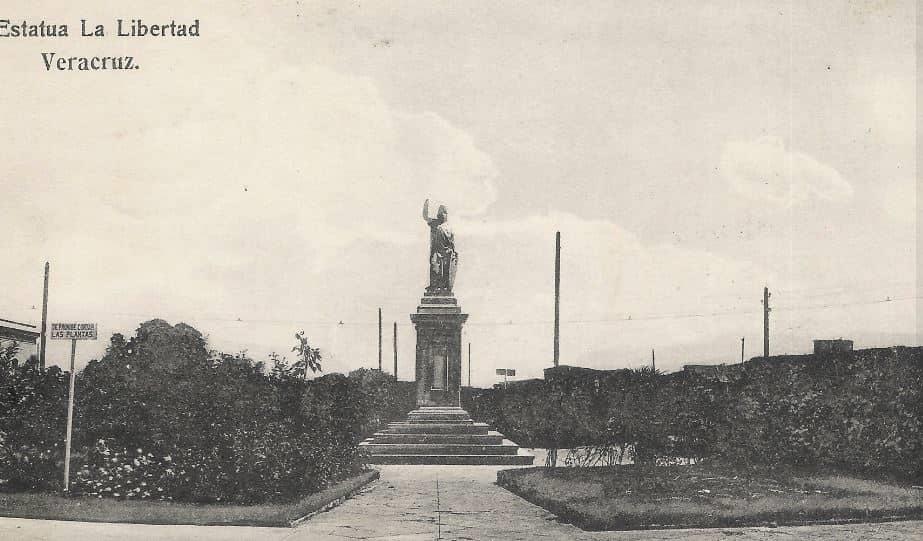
[468,342,471,387]
[762,287,771,359]
[651,349,655,371]
[392,321,398,378]
[741,336,745,363]
[378,308,382,371]
[63,338,76,491]
[553,231,561,367]
[39,262,49,370]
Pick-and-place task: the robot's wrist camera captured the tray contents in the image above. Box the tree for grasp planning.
[291,331,322,379]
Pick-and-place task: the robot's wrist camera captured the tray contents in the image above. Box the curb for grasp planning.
[288,470,380,527]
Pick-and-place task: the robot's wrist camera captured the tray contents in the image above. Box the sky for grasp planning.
[0,1,917,385]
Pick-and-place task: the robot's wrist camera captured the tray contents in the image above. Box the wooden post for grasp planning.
[554,232,561,367]
[378,308,382,371]
[392,321,397,378]
[63,338,76,492]
[549,233,562,468]
[741,336,745,363]
[39,262,49,370]
[651,349,655,371]
[763,287,770,359]
[468,342,471,387]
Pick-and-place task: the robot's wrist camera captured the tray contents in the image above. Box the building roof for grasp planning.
[0,321,40,343]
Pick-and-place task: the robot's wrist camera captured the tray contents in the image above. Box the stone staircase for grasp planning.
[360,406,534,465]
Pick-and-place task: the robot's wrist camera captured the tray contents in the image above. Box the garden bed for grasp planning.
[0,469,378,527]
[497,465,923,531]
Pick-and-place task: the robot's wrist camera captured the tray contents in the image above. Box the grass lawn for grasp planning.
[497,464,923,531]
[0,470,378,527]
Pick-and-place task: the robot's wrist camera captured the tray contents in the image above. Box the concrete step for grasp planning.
[407,416,474,425]
[368,432,504,445]
[407,411,472,419]
[385,422,489,434]
[407,407,471,416]
[366,451,535,466]
[361,441,520,455]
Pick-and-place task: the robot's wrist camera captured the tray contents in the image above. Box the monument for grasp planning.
[359,200,534,465]
[411,199,467,406]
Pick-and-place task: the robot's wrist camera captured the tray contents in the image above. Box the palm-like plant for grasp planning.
[291,331,322,379]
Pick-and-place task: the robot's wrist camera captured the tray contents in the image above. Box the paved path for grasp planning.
[2,464,922,540]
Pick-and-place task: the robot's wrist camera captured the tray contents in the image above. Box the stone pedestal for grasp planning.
[410,295,467,407]
[358,287,533,465]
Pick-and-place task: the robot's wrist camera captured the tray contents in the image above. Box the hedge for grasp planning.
[463,347,922,482]
[0,320,414,503]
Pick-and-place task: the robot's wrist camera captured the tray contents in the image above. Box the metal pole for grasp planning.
[468,342,471,387]
[763,287,770,359]
[392,321,398,378]
[378,308,382,371]
[39,262,49,370]
[554,232,561,367]
[63,338,76,492]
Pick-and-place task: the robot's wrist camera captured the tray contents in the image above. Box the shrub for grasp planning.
[2,320,414,503]
[472,347,923,482]
[0,352,68,492]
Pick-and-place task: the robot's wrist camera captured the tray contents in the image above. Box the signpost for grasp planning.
[51,322,97,492]
[495,368,516,388]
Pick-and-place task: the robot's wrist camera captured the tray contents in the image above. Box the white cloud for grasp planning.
[0,62,500,368]
[720,136,853,206]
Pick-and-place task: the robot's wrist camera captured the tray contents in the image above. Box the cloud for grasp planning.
[439,212,780,378]
[0,62,500,367]
[719,136,853,206]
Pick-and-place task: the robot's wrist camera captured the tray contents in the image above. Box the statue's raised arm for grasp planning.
[422,199,431,223]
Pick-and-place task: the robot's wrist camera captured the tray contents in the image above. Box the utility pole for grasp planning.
[377,308,382,371]
[651,349,655,371]
[39,262,49,370]
[63,338,76,491]
[392,321,397,378]
[763,287,771,359]
[741,336,745,363]
[553,231,561,367]
[468,342,471,387]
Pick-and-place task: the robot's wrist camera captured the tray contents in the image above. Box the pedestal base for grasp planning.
[359,407,535,465]
[410,295,467,407]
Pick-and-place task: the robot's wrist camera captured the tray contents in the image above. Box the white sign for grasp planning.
[50,322,97,340]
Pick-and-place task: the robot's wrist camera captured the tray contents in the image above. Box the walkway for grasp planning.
[2,464,922,540]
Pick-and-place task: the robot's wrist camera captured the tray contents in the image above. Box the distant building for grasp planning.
[0,318,40,363]
[813,339,854,354]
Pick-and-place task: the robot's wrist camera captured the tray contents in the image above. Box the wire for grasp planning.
[88,293,918,329]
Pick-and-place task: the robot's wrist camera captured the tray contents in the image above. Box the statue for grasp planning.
[422,199,457,294]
